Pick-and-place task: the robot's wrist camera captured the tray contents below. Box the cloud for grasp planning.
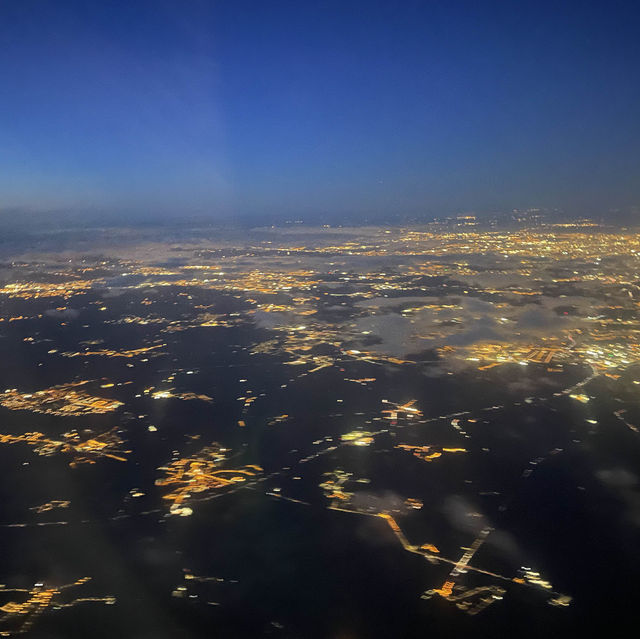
[350,490,408,514]
[444,316,503,346]
[597,468,638,489]
[442,495,488,534]
[349,291,596,371]
[597,468,640,527]
[516,307,565,329]
[44,307,79,319]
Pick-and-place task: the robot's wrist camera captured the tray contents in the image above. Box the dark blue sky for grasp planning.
[1,0,639,221]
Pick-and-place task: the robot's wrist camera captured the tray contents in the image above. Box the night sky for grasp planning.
[1,0,639,222]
